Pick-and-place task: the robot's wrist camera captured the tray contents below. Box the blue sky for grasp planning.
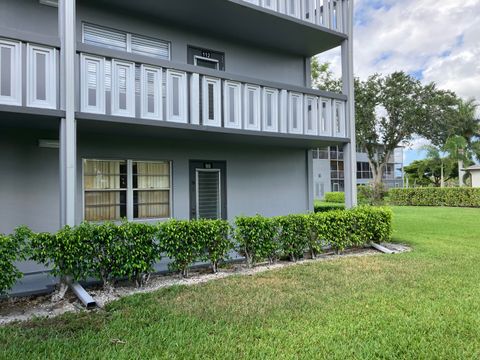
[318,0,480,165]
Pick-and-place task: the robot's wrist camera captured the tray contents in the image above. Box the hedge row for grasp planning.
[0,207,392,295]
[314,203,346,213]
[389,188,480,207]
[324,192,345,203]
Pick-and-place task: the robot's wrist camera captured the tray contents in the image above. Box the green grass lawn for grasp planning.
[1,207,480,359]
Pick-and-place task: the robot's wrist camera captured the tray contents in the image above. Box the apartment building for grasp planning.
[0,0,356,293]
[312,146,403,199]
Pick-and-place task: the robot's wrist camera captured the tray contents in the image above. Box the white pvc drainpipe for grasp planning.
[71,282,97,309]
[371,242,396,254]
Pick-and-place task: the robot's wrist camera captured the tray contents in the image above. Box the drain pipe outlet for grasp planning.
[71,282,97,309]
[371,242,396,254]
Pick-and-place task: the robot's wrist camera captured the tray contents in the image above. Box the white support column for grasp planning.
[341,0,357,208]
[306,149,314,212]
[59,0,77,226]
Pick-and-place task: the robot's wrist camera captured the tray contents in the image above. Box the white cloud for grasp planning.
[317,0,480,103]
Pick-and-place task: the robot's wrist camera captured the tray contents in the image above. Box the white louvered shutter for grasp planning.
[83,24,127,51]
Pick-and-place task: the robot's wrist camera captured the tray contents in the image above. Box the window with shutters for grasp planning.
[202,76,221,127]
[286,0,301,18]
[0,39,22,106]
[111,59,135,117]
[334,101,346,137]
[140,65,163,120]
[304,95,318,135]
[262,0,277,11]
[244,84,261,131]
[303,0,315,22]
[319,99,331,136]
[80,54,105,114]
[288,92,303,134]
[83,159,172,221]
[82,23,171,60]
[223,81,242,129]
[262,87,278,132]
[27,44,57,109]
[166,69,187,123]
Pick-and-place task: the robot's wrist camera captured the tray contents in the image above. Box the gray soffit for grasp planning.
[80,0,347,56]
[0,109,62,131]
[76,112,349,149]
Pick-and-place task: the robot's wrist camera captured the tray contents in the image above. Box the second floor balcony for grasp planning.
[0,37,349,144]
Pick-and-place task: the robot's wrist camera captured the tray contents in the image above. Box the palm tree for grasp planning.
[454,99,480,162]
[456,99,480,142]
[443,136,470,186]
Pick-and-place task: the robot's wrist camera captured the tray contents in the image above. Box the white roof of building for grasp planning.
[465,165,480,171]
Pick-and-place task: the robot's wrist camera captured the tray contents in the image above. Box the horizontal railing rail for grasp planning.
[241,0,349,34]
[77,48,348,138]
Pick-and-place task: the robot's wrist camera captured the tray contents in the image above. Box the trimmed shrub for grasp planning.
[0,231,27,296]
[389,188,480,207]
[5,207,393,293]
[357,185,374,205]
[195,219,233,273]
[275,215,310,261]
[31,226,93,283]
[31,222,159,288]
[316,210,353,252]
[324,192,345,203]
[158,220,204,277]
[314,202,345,213]
[351,206,393,244]
[234,215,279,267]
[98,221,159,287]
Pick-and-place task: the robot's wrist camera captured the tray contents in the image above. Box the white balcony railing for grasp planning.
[79,53,347,138]
[242,0,348,34]
[0,38,58,109]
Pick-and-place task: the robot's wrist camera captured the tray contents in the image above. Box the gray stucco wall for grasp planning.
[76,131,310,224]
[1,1,307,89]
[0,0,58,38]
[76,4,306,86]
[0,127,60,234]
[0,126,310,233]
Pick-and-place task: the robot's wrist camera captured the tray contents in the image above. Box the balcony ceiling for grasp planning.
[83,0,346,56]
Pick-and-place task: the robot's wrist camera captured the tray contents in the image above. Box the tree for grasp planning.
[311,62,467,197]
[311,57,342,93]
[404,159,453,188]
[417,145,457,187]
[443,135,472,186]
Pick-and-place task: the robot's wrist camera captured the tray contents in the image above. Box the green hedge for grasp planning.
[314,202,345,213]
[0,207,393,295]
[0,227,31,295]
[324,192,345,203]
[160,219,232,276]
[389,188,480,207]
[32,221,160,288]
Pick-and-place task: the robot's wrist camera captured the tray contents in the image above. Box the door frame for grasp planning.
[189,160,227,220]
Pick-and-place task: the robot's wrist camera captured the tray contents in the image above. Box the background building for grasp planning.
[312,146,404,199]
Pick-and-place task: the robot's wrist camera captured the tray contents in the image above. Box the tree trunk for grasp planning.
[440,163,445,188]
[458,160,465,187]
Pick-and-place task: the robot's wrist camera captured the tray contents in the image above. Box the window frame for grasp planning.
[82,158,173,222]
[0,38,22,106]
[82,22,171,61]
